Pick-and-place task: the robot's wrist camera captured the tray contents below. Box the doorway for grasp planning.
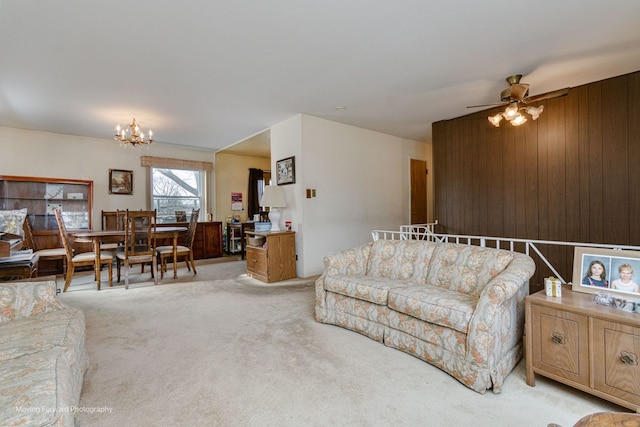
[410,158,428,224]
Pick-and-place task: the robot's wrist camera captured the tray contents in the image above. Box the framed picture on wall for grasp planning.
[109,169,133,195]
[572,247,640,297]
[276,156,295,185]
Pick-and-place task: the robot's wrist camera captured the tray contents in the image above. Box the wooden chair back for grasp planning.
[102,210,126,231]
[53,209,75,263]
[22,217,36,250]
[123,210,157,258]
[184,209,200,249]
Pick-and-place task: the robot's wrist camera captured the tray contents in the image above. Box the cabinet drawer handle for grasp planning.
[620,351,638,366]
[551,332,565,345]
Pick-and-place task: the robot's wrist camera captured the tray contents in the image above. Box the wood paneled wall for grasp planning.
[433,71,640,291]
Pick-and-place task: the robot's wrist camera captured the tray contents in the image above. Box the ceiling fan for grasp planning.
[468,75,570,127]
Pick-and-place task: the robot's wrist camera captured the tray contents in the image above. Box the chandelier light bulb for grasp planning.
[488,113,503,127]
[510,113,527,126]
[526,105,544,120]
[504,103,519,119]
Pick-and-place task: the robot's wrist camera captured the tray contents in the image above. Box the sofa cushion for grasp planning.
[388,285,478,333]
[0,279,64,323]
[0,208,27,237]
[0,307,86,363]
[0,347,75,427]
[424,244,514,296]
[366,239,437,281]
[324,274,412,305]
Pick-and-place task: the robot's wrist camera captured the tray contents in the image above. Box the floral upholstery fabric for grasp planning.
[0,208,27,237]
[366,240,437,280]
[424,244,514,296]
[323,242,373,277]
[323,274,412,305]
[0,279,87,427]
[0,279,64,323]
[385,308,468,358]
[315,240,535,394]
[0,348,75,427]
[387,285,477,333]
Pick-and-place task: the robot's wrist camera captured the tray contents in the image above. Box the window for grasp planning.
[151,168,204,223]
[141,156,213,223]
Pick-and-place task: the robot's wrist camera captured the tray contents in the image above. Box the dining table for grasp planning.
[73,226,188,285]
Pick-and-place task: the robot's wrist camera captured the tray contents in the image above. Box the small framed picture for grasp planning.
[572,247,640,297]
[276,156,295,185]
[109,169,133,195]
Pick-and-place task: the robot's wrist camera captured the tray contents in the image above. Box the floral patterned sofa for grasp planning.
[0,278,88,426]
[315,239,535,393]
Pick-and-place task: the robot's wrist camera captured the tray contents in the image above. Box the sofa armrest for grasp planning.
[315,242,373,321]
[466,253,535,366]
[0,279,64,323]
[322,242,373,277]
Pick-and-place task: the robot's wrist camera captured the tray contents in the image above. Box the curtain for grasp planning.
[247,168,264,219]
[140,155,213,171]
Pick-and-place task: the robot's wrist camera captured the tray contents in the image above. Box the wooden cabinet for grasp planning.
[0,175,93,232]
[192,222,223,259]
[157,222,222,259]
[245,231,296,283]
[1,175,93,276]
[526,287,640,411]
[592,319,640,406]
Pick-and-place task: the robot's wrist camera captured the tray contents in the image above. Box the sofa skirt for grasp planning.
[316,290,523,394]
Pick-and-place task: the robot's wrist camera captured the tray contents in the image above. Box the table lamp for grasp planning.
[260,185,286,232]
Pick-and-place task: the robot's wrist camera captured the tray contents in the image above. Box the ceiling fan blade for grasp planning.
[467,102,506,109]
[509,83,529,101]
[522,88,570,103]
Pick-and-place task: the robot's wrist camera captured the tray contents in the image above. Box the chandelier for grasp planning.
[114,118,153,147]
[488,103,544,127]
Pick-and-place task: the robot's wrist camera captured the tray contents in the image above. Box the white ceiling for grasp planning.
[2,1,640,155]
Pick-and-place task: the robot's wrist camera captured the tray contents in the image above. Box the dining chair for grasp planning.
[53,209,113,292]
[100,210,126,251]
[156,208,200,279]
[116,209,158,289]
[22,216,67,275]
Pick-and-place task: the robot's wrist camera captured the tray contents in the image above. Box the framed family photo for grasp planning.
[109,169,133,195]
[276,156,295,185]
[572,247,640,297]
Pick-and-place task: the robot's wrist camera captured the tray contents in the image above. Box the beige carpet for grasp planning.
[57,258,624,427]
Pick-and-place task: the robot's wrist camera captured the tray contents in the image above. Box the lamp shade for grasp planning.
[260,185,286,208]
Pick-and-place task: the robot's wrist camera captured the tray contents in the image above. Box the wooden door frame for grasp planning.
[409,156,431,224]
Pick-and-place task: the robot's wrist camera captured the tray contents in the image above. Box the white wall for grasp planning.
[270,115,431,278]
[3,122,432,278]
[0,126,216,224]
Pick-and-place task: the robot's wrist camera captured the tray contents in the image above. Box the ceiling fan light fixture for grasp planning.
[510,113,527,126]
[526,105,544,120]
[503,102,519,120]
[488,113,503,127]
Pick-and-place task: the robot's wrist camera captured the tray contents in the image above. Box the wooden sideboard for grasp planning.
[157,222,223,260]
[525,286,640,412]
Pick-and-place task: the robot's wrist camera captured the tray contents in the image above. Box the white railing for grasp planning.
[372,223,640,284]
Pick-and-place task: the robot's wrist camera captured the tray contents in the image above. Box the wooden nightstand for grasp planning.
[525,286,640,412]
[245,231,296,283]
